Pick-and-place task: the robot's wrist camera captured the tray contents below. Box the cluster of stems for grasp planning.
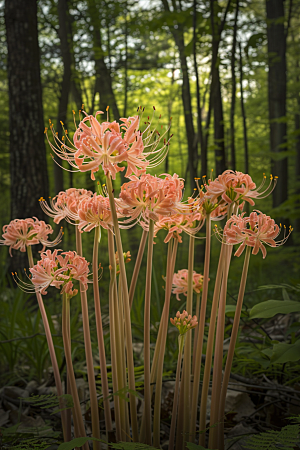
[10,156,286,450]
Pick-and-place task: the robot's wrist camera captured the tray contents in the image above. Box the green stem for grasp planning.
[143,219,154,445]
[217,246,251,450]
[106,174,138,441]
[26,246,70,442]
[189,216,211,441]
[182,235,195,449]
[168,334,185,450]
[129,229,148,309]
[75,228,101,450]
[91,225,112,437]
[62,293,88,450]
[198,242,225,447]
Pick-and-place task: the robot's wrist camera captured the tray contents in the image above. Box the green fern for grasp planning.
[22,393,73,414]
[243,423,300,450]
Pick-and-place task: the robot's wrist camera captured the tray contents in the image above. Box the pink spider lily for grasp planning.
[204,170,277,207]
[0,218,63,256]
[45,107,172,181]
[77,194,114,232]
[171,269,205,301]
[221,211,292,258]
[15,249,90,296]
[118,173,184,225]
[170,310,198,335]
[39,188,93,224]
[153,210,204,243]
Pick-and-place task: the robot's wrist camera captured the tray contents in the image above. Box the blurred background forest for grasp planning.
[1,0,300,394]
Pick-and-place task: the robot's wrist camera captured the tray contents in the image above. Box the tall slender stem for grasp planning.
[75,228,101,449]
[208,243,232,449]
[62,293,88,450]
[192,292,201,375]
[217,247,251,450]
[190,214,211,442]
[27,246,69,442]
[153,239,178,448]
[169,334,185,450]
[107,229,123,441]
[182,235,194,448]
[198,242,225,446]
[91,225,112,436]
[106,174,138,441]
[143,219,154,445]
[129,229,148,309]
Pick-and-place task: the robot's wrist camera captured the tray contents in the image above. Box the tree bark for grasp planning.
[266,0,288,208]
[239,42,249,175]
[5,0,49,219]
[294,60,300,232]
[161,0,197,192]
[210,0,226,176]
[230,0,239,171]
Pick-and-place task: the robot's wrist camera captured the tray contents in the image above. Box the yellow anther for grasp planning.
[274,176,278,179]
[106,106,109,111]
[82,104,84,109]
[44,127,48,133]
[60,121,64,126]
[56,132,58,136]
[49,119,51,124]
[65,130,68,134]
[72,110,75,114]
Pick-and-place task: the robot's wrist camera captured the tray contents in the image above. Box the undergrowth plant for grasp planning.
[0,106,293,449]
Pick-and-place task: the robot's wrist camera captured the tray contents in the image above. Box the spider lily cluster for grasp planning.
[1,107,292,450]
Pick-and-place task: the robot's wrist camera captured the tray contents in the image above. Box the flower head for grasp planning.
[170,310,198,335]
[78,194,114,232]
[204,170,277,208]
[222,210,291,258]
[171,269,205,301]
[46,108,172,181]
[118,173,184,225]
[39,188,93,224]
[154,209,204,243]
[16,249,90,297]
[0,218,63,256]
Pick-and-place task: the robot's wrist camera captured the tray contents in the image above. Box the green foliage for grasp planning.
[250,300,300,319]
[0,422,60,449]
[263,340,300,364]
[22,393,74,414]
[243,423,300,449]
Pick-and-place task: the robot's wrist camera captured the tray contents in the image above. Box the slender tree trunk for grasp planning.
[266,0,288,208]
[295,62,300,232]
[211,0,226,175]
[230,0,239,171]
[88,0,120,120]
[239,42,249,175]
[194,0,205,177]
[161,0,197,191]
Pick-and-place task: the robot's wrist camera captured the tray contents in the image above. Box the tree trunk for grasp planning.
[230,0,239,171]
[161,0,197,192]
[5,0,49,271]
[295,62,300,232]
[239,42,249,175]
[5,0,49,219]
[88,0,120,121]
[211,0,226,176]
[266,0,288,208]
[194,0,205,177]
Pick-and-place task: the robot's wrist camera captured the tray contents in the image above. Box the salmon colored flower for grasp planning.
[78,194,114,232]
[118,173,184,224]
[171,269,205,301]
[0,218,63,256]
[17,249,90,296]
[223,210,291,258]
[204,170,277,207]
[153,209,204,243]
[46,108,172,181]
[170,310,198,335]
[39,188,93,224]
